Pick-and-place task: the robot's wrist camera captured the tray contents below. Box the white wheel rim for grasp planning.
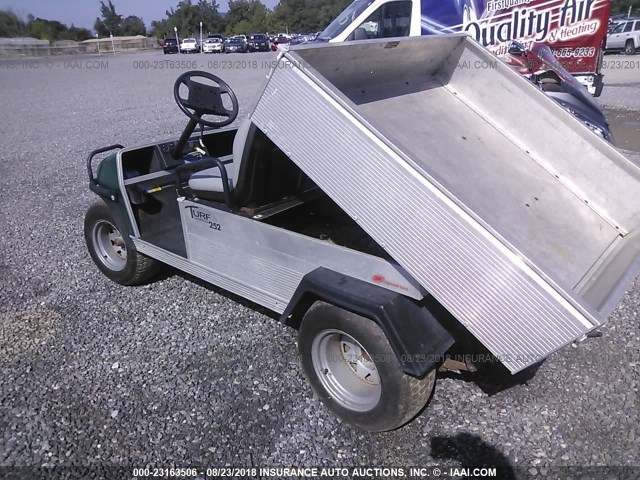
[92,220,127,271]
[311,329,382,412]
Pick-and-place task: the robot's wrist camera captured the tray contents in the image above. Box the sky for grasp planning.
[0,0,280,30]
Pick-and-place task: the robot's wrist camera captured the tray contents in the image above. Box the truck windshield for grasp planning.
[318,0,374,40]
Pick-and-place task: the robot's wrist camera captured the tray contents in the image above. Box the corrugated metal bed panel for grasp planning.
[252,60,599,373]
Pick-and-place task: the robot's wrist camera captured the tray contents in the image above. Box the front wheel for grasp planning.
[625,40,636,55]
[298,302,436,431]
[84,200,160,286]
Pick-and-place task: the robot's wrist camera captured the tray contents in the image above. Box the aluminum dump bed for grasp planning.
[249,35,640,372]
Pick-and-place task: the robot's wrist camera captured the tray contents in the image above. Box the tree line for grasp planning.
[0,10,93,41]
[0,2,146,41]
[0,0,350,42]
[94,1,147,37]
[611,0,640,15]
[4,0,637,42]
[149,0,350,39]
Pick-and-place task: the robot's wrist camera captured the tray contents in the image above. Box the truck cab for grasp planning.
[318,0,610,95]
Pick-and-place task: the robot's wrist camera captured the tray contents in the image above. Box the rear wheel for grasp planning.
[298,302,436,431]
[625,39,636,55]
[84,200,160,286]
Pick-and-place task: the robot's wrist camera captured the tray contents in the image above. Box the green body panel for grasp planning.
[95,153,134,235]
[96,153,120,191]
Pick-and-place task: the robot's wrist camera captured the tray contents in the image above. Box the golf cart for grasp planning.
[85,35,640,431]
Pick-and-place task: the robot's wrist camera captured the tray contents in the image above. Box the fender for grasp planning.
[280,268,455,377]
[90,150,135,236]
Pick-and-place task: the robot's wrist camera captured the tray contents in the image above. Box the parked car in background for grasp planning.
[180,38,200,53]
[233,34,248,45]
[162,38,179,54]
[608,19,620,34]
[270,35,290,51]
[225,37,247,53]
[208,34,225,52]
[606,18,640,54]
[248,33,269,52]
[202,38,224,53]
[290,33,318,45]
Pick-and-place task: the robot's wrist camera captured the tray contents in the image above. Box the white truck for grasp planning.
[316,0,612,95]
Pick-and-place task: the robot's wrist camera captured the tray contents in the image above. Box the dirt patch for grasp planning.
[0,309,59,361]
[605,108,640,153]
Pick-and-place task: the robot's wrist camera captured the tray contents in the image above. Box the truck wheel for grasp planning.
[625,40,636,55]
[298,302,436,431]
[84,200,160,286]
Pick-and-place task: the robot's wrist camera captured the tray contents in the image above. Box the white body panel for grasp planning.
[133,199,423,314]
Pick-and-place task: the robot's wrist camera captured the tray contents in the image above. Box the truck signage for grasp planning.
[420,0,609,74]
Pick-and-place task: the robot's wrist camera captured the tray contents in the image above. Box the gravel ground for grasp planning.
[0,49,639,477]
[599,54,640,154]
[599,55,640,111]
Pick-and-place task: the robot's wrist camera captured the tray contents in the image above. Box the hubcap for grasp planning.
[311,329,381,412]
[92,220,127,271]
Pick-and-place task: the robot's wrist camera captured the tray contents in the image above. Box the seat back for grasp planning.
[228,118,253,190]
[231,122,310,208]
[190,118,310,207]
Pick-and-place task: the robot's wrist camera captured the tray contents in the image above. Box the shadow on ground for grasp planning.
[431,432,516,479]
[438,361,542,396]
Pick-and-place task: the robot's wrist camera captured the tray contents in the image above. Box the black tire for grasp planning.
[625,40,636,55]
[84,200,160,286]
[298,302,436,431]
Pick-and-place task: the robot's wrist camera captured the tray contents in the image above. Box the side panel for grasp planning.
[420,0,610,74]
[250,59,602,373]
[141,199,425,314]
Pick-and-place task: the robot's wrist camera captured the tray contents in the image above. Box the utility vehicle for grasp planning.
[85,35,640,431]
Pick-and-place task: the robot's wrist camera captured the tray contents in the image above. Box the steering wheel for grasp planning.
[173,71,239,128]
